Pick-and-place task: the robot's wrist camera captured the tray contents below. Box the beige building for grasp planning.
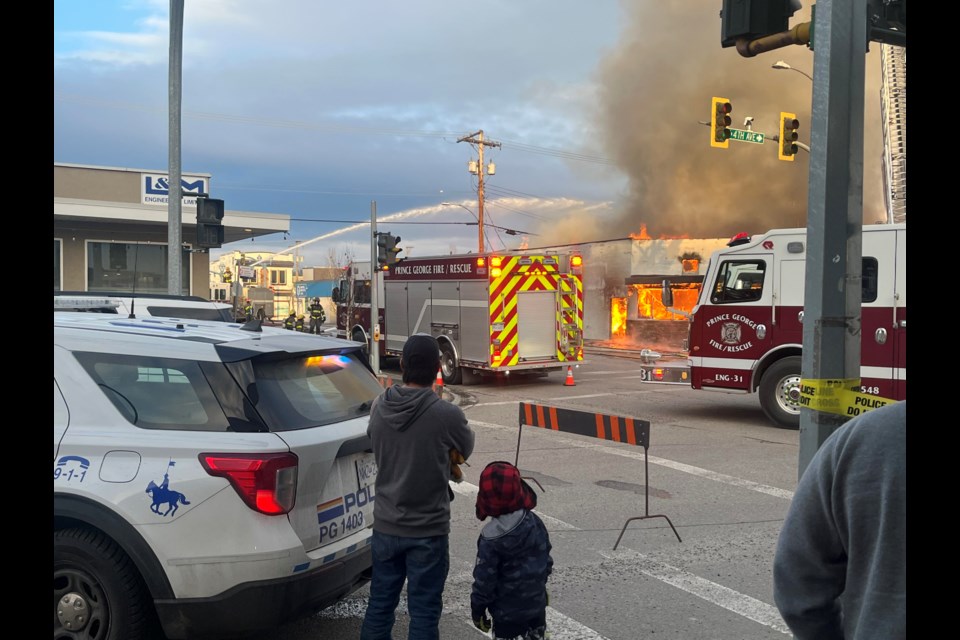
[54,162,289,299]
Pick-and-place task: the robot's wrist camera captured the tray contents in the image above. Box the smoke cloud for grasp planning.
[587,2,886,239]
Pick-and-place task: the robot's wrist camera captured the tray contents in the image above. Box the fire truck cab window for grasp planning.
[711,261,766,304]
[353,280,371,305]
[861,257,878,303]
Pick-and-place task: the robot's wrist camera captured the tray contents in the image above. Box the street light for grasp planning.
[771,60,813,81]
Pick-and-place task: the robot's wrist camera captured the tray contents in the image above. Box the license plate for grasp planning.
[356,454,378,490]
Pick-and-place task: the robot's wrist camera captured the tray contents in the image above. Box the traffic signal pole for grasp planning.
[167,0,184,295]
[798,0,869,477]
[369,201,380,375]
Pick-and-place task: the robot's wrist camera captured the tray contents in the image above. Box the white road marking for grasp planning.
[542,608,612,640]
[548,392,617,400]
[574,369,648,375]
[468,393,617,408]
[468,420,794,500]
[599,550,792,635]
[468,399,537,408]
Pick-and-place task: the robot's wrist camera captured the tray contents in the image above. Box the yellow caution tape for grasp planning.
[799,378,897,418]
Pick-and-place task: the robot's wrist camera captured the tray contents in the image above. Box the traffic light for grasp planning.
[376,233,390,269]
[384,234,403,266]
[376,233,403,269]
[778,112,800,161]
[710,97,732,149]
[196,197,225,249]
[720,0,801,48]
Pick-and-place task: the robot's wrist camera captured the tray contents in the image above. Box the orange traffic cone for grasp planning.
[435,368,444,397]
[564,365,576,386]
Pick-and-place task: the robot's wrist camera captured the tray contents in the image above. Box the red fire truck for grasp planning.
[639,224,906,429]
[332,251,585,384]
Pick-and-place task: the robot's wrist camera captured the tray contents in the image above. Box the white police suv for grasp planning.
[55,291,235,322]
[54,313,382,640]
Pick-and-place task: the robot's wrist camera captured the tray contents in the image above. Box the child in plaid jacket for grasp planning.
[471,461,553,640]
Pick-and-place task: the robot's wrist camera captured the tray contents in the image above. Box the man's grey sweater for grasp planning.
[367,384,475,538]
[773,400,906,639]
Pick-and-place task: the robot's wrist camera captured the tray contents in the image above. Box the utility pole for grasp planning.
[457,130,501,253]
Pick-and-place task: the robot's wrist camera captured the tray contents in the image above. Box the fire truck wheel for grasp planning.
[352,329,369,355]
[440,342,462,385]
[759,356,802,430]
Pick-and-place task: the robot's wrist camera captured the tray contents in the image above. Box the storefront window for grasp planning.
[87,242,191,294]
[54,239,62,292]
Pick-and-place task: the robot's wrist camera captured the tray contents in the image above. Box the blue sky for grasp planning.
[54,1,887,267]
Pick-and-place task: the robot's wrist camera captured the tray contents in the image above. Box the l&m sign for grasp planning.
[141,173,210,206]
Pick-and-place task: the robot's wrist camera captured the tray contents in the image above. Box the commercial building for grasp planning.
[54,162,289,297]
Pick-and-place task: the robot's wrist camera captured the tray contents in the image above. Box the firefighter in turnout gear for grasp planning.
[295,314,306,332]
[243,299,253,321]
[308,297,326,334]
[283,311,296,330]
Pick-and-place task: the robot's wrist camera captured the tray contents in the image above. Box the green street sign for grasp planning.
[727,128,765,144]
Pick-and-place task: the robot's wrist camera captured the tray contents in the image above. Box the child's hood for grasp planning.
[480,509,540,552]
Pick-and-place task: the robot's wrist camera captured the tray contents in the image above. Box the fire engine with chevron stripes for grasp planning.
[332,251,585,384]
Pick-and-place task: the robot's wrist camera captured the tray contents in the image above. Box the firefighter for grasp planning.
[295,314,306,332]
[283,310,296,330]
[308,297,326,334]
[243,299,253,321]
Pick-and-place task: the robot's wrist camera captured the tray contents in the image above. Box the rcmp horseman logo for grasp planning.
[721,322,742,345]
[145,460,190,517]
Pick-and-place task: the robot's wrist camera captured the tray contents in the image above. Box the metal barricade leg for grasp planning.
[613,514,682,550]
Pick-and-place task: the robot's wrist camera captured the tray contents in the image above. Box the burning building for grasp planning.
[520,230,729,350]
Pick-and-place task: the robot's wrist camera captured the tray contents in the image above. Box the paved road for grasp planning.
[260,353,800,639]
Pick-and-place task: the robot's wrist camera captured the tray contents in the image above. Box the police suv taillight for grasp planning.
[199,452,298,515]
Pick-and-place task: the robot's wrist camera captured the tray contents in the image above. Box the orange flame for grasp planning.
[629,223,693,241]
[629,223,652,240]
[611,297,627,337]
[633,283,700,320]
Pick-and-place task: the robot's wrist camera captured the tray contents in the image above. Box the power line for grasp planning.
[497,138,614,165]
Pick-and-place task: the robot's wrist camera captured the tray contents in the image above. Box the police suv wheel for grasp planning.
[759,356,802,430]
[54,528,152,640]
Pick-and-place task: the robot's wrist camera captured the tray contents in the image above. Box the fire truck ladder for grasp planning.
[880,43,906,224]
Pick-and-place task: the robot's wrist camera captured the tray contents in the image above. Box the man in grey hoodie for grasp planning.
[773,400,906,639]
[360,333,476,640]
